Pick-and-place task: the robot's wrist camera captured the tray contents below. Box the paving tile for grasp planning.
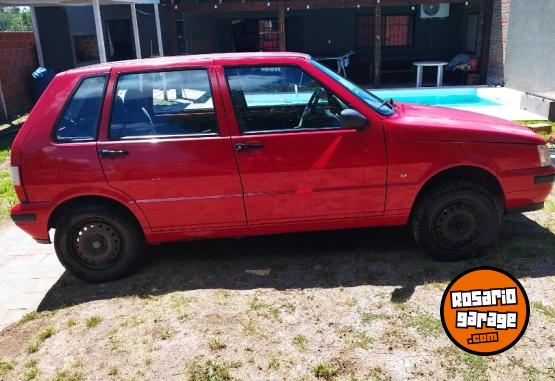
[1,292,46,310]
[0,309,29,330]
[0,223,62,329]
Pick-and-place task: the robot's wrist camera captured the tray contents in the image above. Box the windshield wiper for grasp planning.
[376,98,394,112]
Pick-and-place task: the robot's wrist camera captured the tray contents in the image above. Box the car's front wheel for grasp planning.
[411,182,501,261]
[54,204,145,282]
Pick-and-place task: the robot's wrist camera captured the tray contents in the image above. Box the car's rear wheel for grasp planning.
[411,182,501,261]
[54,204,145,282]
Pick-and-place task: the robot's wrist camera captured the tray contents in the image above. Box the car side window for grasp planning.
[224,66,347,133]
[54,75,106,142]
[109,69,218,140]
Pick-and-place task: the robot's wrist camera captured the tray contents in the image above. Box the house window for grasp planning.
[356,15,374,49]
[73,35,99,64]
[464,13,479,54]
[259,19,280,51]
[382,15,413,47]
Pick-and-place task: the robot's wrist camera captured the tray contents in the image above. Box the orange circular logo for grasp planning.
[440,266,529,356]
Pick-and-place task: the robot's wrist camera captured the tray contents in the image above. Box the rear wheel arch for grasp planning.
[48,195,145,234]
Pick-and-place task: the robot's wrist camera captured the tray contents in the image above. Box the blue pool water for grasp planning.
[234,88,500,108]
[372,88,500,107]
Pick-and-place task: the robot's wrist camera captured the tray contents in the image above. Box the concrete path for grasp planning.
[0,223,63,330]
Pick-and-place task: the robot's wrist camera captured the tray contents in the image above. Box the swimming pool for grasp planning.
[371,87,500,107]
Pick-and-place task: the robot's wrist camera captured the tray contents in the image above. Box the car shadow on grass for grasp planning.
[37,212,555,311]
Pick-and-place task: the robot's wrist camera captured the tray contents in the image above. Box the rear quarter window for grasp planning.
[54,75,107,142]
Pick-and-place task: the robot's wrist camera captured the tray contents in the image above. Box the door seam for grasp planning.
[213,64,250,225]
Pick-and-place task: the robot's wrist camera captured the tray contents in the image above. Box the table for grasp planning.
[413,61,448,88]
[314,51,355,78]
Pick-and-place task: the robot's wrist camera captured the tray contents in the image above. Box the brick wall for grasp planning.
[488,0,511,84]
[0,32,37,121]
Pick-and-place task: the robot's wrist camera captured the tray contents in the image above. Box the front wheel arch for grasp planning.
[410,165,505,221]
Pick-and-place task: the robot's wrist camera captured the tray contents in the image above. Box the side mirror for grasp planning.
[340,108,369,131]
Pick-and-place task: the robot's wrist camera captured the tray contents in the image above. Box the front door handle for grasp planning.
[234,142,264,152]
[99,149,129,158]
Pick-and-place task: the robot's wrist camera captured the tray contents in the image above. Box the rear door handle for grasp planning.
[234,142,264,152]
[99,149,129,158]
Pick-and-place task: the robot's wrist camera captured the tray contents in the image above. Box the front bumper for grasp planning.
[535,173,555,185]
[10,202,52,244]
[504,165,555,212]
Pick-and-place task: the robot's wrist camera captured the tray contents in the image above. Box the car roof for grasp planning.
[67,52,311,74]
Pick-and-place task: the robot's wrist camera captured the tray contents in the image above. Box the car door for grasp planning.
[216,59,387,224]
[97,63,246,231]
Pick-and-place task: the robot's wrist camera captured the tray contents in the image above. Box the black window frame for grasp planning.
[356,14,374,49]
[52,74,108,143]
[463,12,479,54]
[224,64,355,135]
[108,67,221,141]
[381,14,415,48]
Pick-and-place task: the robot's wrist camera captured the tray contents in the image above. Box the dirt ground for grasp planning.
[0,191,554,381]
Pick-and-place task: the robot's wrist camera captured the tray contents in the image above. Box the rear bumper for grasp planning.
[10,202,52,244]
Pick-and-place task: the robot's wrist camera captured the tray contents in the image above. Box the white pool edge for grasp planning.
[366,86,545,121]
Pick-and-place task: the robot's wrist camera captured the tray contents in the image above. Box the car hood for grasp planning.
[385,103,545,145]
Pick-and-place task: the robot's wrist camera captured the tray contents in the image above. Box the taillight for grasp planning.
[11,166,28,202]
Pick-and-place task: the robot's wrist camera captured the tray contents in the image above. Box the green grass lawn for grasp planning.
[0,147,9,162]
[0,132,11,163]
[514,120,554,139]
[514,120,555,128]
[0,168,16,220]
[0,120,21,222]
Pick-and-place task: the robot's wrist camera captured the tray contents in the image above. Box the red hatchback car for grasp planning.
[10,52,554,282]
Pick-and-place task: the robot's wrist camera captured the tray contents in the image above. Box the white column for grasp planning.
[30,7,44,67]
[131,3,141,59]
[92,0,107,63]
[154,3,164,56]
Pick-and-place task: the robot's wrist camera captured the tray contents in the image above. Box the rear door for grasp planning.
[97,62,246,231]
[216,58,387,224]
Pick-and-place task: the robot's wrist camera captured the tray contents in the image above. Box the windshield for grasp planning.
[310,59,395,116]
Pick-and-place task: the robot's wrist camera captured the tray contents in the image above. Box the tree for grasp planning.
[0,7,33,32]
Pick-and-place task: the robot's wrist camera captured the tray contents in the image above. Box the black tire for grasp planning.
[411,181,501,261]
[54,204,145,282]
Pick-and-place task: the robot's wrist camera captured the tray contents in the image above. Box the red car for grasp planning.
[10,52,554,282]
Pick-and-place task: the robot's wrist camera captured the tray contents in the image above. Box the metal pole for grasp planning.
[30,7,44,67]
[278,1,286,51]
[92,0,107,63]
[169,0,178,55]
[373,1,382,88]
[131,3,141,59]
[154,3,164,56]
